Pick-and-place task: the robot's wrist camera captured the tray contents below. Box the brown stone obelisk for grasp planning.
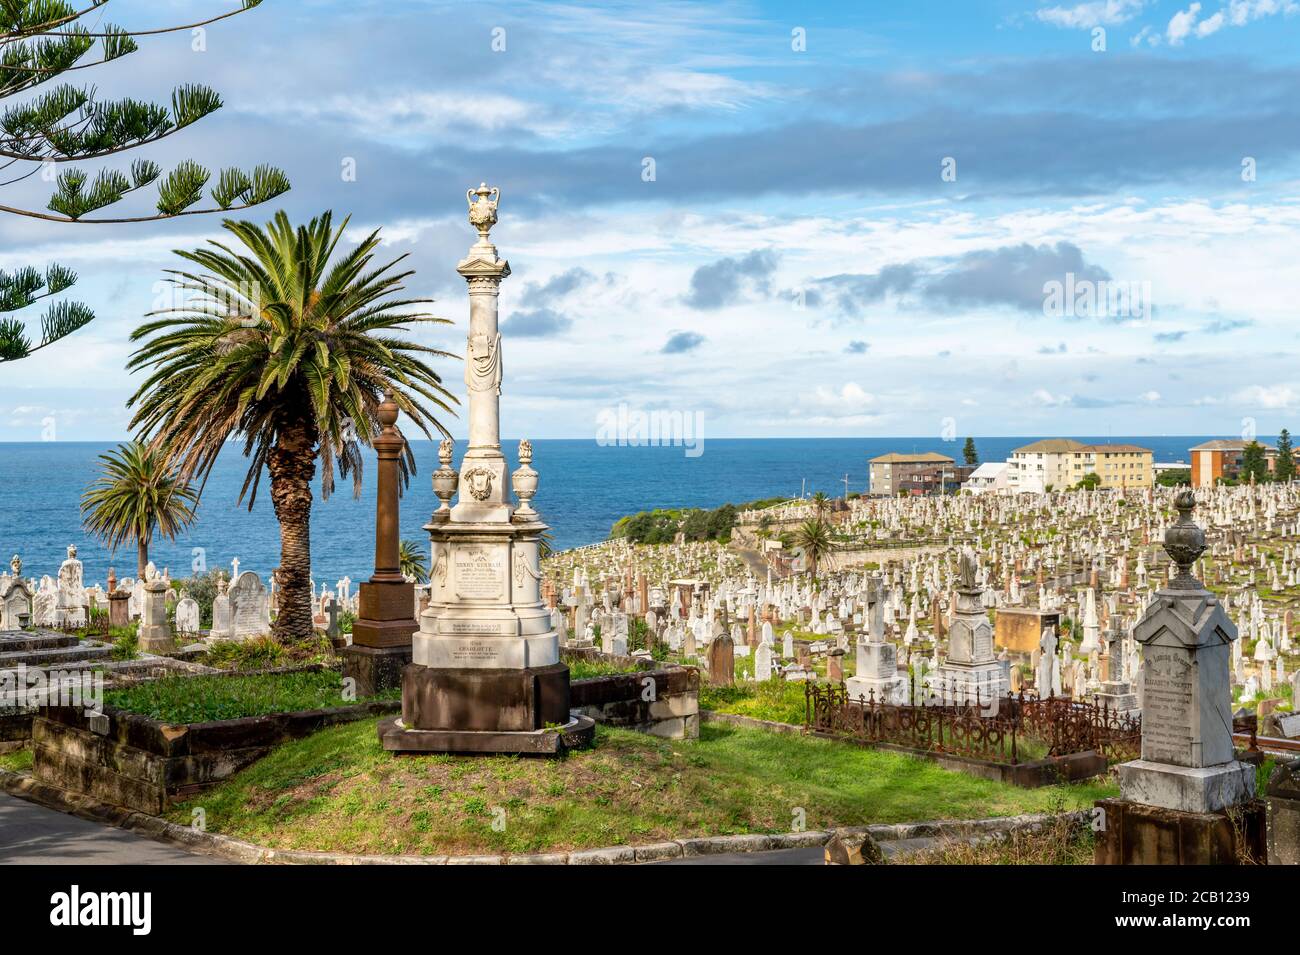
[342,394,418,696]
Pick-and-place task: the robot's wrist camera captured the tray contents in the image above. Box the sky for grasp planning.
[2,0,1300,443]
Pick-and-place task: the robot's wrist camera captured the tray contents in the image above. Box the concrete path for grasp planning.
[0,792,218,865]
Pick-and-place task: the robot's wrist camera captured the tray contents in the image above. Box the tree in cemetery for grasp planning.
[127,211,457,642]
[81,441,199,577]
[962,437,978,466]
[1241,440,1270,484]
[398,539,427,583]
[794,518,835,579]
[1276,429,1295,483]
[0,0,289,363]
[811,490,829,515]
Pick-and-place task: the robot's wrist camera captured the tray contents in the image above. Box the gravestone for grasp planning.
[210,576,233,639]
[707,630,734,686]
[228,571,270,637]
[1097,491,1264,866]
[174,593,201,635]
[754,642,773,682]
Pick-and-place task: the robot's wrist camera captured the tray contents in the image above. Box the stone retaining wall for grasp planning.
[32,698,399,815]
[570,665,700,740]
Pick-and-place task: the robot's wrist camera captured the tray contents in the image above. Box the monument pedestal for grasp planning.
[342,579,418,696]
[341,644,412,698]
[379,661,594,754]
[1093,796,1267,865]
[1118,758,1255,814]
[1095,679,1138,716]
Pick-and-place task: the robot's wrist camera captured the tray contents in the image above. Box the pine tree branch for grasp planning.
[2,2,264,42]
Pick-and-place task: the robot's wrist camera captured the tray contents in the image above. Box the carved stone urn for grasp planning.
[431,437,459,519]
[512,439,539,520]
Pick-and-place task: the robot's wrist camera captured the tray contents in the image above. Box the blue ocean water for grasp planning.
[0,436,1207,588]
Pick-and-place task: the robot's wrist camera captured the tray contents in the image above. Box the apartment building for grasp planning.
[1007,439,1153,492]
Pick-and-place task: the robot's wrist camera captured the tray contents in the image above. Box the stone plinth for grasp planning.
[1266,758,1300,865]
[1093,797,1266,865]
[1117,759,1255,814]
[845,640,907,704]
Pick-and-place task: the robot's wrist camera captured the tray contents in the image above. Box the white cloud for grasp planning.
[1234,384,1300,409]
[1037,0,1147,28]
[1141,390,1162,402]
[1167,0,1298,44]
[1167,3,1203,44]
[807,382,876,416]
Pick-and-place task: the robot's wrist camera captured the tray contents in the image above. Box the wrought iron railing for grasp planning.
[805,682,1140,765]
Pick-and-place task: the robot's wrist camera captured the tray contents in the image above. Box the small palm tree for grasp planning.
[811,490,829,517]
[127,211,457,641]
[81,441,199,577]
[795,518,835,579]
[399,539,428,583]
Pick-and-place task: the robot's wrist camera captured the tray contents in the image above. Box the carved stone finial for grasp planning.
[466,182,500,246]
[9,554,19,577]
[512,439,539,521]
[438,437,454,467]
[378,391,399,430]
[1163,488,1206,589]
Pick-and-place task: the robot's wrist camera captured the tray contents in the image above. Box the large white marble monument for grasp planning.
[379,184,594,755]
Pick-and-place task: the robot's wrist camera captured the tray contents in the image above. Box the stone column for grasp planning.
[342,393,418,694]
[452,184,511,524]
[137,575,173,653]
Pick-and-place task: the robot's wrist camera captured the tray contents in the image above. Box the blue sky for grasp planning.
[3,0,1300,441]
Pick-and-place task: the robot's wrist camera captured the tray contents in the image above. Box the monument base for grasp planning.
[1095,681,1138,716]
[378,713,595,756]
[138,629,174,654]
[1118,758,1255,813]
[1093,796,1267,865]
[925,661,1008,707]
[400,661,572,732]
[341,644,411,697]
[844,675,908,705]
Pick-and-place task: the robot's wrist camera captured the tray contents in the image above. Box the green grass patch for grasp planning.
[567,658,646,681]
[0,747,32,773]
[104,670,397,724]
[167,719,1116,856]
[700,680,809,724]
[201,634,336,671]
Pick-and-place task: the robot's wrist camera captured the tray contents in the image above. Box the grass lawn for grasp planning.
[166,720,1116,856]
[700,680,808,724]
[104,670,398,724]
[0,747,32,773]
[567,658,647,681]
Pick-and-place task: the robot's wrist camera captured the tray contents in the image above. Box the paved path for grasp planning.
[0,793,218,865]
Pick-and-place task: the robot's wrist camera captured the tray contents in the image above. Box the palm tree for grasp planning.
[399,539,428,583]
[81,441,199,577]
[795,518,835,579]
[811,490,829,517]
[127,211,457,641]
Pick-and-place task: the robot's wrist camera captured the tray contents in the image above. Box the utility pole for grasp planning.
[842,473,850,500]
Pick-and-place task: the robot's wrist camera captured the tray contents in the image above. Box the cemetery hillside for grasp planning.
[0,0,1296,932]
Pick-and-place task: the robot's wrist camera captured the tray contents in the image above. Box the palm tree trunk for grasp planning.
[137,539,148,579]
[268,416,317,642]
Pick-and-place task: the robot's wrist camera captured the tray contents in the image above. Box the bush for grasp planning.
[173,569,227,628]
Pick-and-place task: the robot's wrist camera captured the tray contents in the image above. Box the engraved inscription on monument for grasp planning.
[1140,647,1196,766]
[454,545,506,599]
[449,639,502,664]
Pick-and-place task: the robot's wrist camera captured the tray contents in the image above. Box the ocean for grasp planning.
[0,436,1207,588]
